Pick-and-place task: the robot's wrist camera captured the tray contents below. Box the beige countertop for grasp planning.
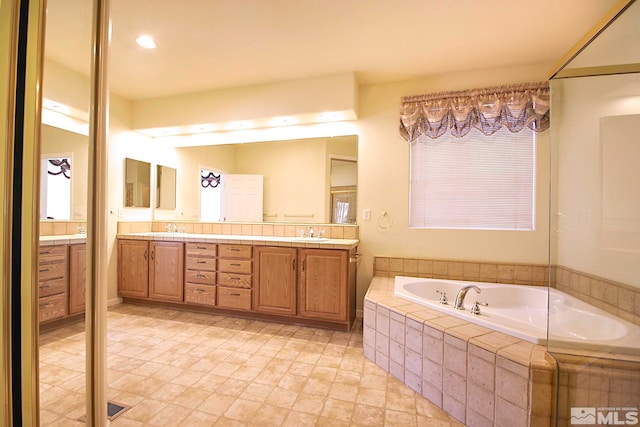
[39,234,87,245]
[117,232,359,250]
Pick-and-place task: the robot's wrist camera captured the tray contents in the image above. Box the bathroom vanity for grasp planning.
[38,235,87,326]
[117,233,359,331]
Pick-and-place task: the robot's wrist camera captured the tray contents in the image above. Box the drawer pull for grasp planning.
[196,246,207,249]
[40,284,52,289]
[41,250,51,255]
[229,292,241,297]
[229,248,241,252]
[230,263,241,267]
[194,288,205,293]
[196,260,207,264]
[230,277,241,281]
[39,302,53,308]
[196,273,207,278]
[40,268,51,273]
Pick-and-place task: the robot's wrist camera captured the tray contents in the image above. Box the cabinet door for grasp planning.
[68,244,86,315]
[117,240,149,298]
[298,249,348,322]
[254,247,296,316]
[149,241,184,302]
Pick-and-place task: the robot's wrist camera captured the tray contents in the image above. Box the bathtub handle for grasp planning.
[471,301,488,316]
[435,290,448,305]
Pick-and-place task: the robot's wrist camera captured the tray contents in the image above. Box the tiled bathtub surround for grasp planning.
[364,277,555,427]
[373,256,549,286]
[554,354,640,426]
[553,265,640,327]
[374,256,640,327]
[117,221,359,240]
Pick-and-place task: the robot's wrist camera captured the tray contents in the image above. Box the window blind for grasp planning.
[409,127,535,230]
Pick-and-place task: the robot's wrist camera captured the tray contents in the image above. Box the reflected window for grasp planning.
[200,168,223,221]
[41,156,71,219]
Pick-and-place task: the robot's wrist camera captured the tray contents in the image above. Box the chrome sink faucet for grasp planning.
[453,285,481,310]
[166,223,177,233]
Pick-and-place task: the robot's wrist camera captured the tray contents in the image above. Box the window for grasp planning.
[200,168,222,221]
[410,127,535,230]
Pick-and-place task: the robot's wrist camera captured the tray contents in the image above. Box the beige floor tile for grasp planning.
[39,304,463,427]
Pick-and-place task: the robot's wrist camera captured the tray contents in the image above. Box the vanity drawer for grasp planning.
[185,269,216,285]
[39,261,67,282]
[218,258,252,274]
[217,287,251,311]
[218,244,252,259]
[39,245,67,262]
[39,293,66,322]
[184,283,217,306]
[185,243,217,257]
[39,278,66,298]
[38,245,67,266]
[217,272,252,289]
[185,256,217,271]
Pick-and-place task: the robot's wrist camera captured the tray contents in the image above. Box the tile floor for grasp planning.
[39,304,463,426]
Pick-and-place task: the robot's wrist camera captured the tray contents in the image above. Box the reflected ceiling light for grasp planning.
[43,99,72,115]
[268,116,297,127]
[317,112,343,122]
[136,35,157,49]
[189,124,216,134]
[227,120,254,130]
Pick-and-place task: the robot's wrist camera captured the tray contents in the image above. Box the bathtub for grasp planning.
[394,276,640,356]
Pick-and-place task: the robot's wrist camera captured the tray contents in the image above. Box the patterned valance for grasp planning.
[399,82,550,143]
[201,171,221,188]
[48,158,71,179]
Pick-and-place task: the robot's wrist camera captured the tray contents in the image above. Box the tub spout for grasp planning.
[453,285,481,310]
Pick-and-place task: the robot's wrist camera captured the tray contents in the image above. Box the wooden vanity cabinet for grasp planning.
[149,241,184,302]
[117,239,149,298]
[298,248,349,323]
[184,243,217,306]
[38,245,68,322]
[253,246,297,316]
[217,244,252,310]
[68,244,87,315]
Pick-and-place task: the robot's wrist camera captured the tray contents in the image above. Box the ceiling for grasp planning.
[44,0,619,101]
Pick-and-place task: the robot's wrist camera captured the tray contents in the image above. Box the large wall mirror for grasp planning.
[156,164,177,210]
[40,124,88,220]
[178,135,358,224]
[124,158,151,208]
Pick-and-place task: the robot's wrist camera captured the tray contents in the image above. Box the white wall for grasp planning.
[43,58,556,308]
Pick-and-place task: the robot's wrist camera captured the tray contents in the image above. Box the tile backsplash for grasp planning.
[39,221,87,236]
[117,221,359,240]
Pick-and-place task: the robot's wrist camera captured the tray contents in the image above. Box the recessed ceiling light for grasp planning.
[136,35,157,49]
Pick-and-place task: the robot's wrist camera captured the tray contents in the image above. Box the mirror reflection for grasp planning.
[178,135,358,224]
[156,164,177,210]
[330,158,357,224]
[40,124,88,220]
[124,158,151,207]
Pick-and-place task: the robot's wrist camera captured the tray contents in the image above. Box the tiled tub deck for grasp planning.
[363,277,555,427]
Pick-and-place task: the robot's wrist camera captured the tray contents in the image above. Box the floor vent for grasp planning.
[78,401,131,422]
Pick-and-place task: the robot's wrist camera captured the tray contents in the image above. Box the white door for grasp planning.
[222,174,263,222]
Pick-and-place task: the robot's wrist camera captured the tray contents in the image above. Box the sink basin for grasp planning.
[289,237,330,242]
